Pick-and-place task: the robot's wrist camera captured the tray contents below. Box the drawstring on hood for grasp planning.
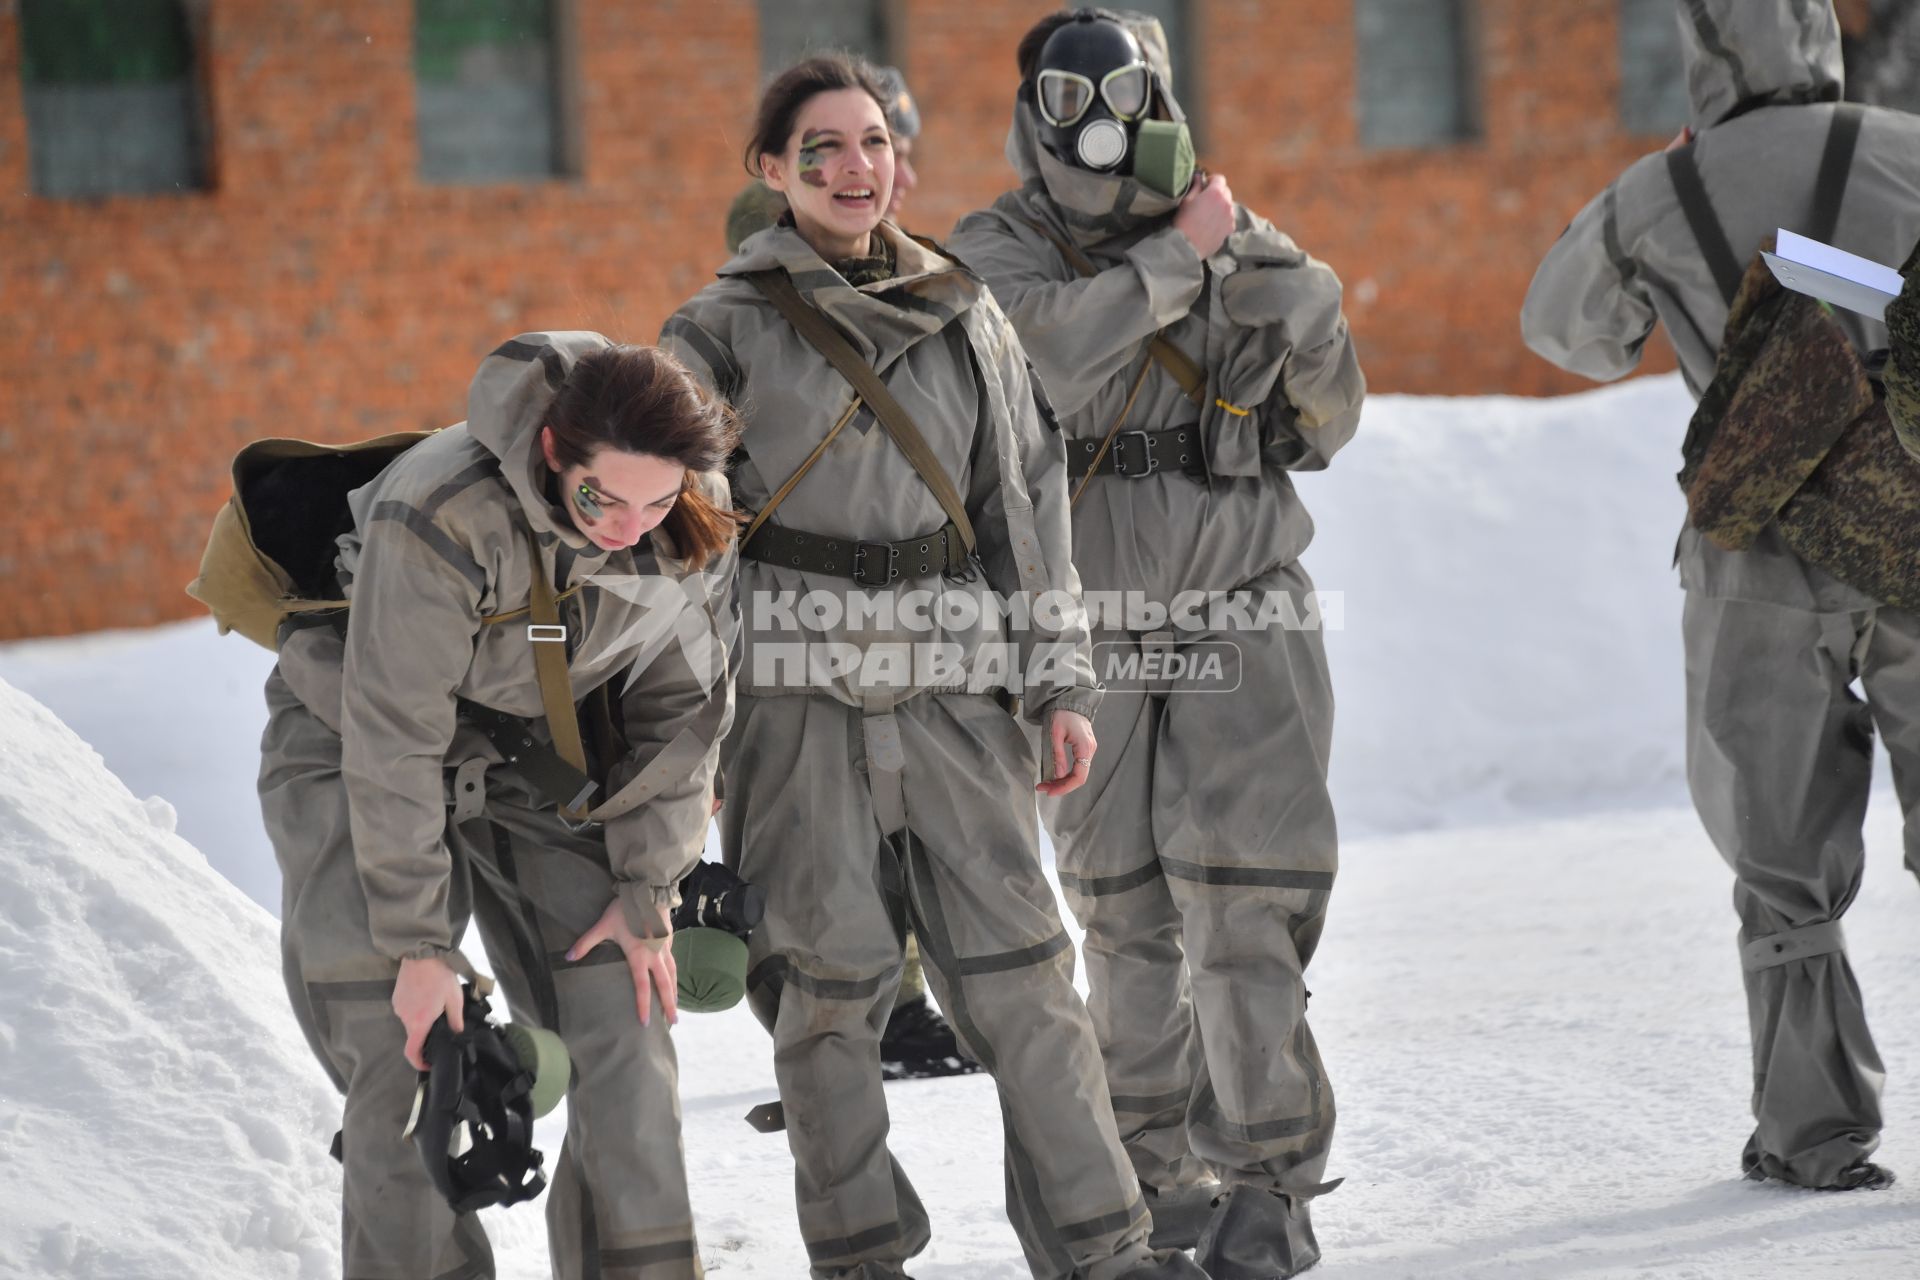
[1678,0,1843,130]
[464,332,613,552]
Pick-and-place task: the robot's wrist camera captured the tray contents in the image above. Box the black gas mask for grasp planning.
[1031,13,1194,197]
[400,984,570,1214]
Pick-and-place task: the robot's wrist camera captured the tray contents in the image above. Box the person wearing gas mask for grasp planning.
[662,53,1206,1280]
[254,337,740,1277]
[950,10,1364,1278]
[1522,0,1920,1193]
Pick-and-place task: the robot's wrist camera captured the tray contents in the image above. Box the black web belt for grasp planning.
[457,698,599,818]
[740,519,968,587]
[1071,427,1206,481]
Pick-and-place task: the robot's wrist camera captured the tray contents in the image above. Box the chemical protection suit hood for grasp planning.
[464,330,614,553]
[719,218,986,373]
[1679,0,1843,131]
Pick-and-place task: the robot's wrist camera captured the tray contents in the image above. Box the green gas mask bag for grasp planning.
[670,860,769,1013]
[1133,119,1195,200]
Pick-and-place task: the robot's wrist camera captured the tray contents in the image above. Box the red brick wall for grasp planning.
[0,0,1674,640]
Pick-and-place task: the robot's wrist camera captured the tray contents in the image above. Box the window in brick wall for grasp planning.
[19,0,210,199]
[415,0,576,184]
[758,0,893,77]
[1619,0,1689,136]
[1125,0,1202,149]
[1354,0,1479,150]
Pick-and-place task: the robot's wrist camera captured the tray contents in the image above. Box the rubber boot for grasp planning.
[1144,1180,1224,1251]
[1195,1186,1320,1279]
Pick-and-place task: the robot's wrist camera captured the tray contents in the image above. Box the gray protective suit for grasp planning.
[1521,1,1920,1188]
[662,223,1164,1279]
[947,12,1364,1218]
[260,333,736,1277]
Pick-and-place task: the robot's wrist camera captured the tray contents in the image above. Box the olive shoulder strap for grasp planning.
[746,269,977,558]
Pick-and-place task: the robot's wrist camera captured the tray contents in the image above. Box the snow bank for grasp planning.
[1306,374,1696,833]
[0,678,340,1279]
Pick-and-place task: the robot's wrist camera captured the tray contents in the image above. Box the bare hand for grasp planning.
[568,898,679,1028]
[1038,709,1097,798]
[1664,124,1694,152]
[1173,174,1235,259]
[393,954,465,1071]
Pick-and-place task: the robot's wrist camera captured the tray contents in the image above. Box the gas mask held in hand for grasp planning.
[401,984,570,1214]
[1032,12,1195,199]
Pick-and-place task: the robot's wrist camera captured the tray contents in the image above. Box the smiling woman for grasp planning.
[661,53,1201,1280]
[743,59,897,262]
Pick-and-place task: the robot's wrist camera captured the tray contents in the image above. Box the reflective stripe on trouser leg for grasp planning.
[894,693,1153,1280]
[720,694,926,1277]
[1683,591,1885,1187]
[258,669,494,1280]
[450,766,702,1279]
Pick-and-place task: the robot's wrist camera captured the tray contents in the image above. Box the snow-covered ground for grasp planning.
[3,375,1918,1278]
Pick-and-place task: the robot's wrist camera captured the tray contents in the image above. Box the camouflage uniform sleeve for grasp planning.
[338,499,486,962]
[950,211,1205,417]
[1521,180,1660,382]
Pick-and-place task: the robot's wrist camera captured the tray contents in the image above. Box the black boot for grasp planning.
[881,995,980,1081]
[1745,1157,1897,1191]
[1195,1186,1320,1279]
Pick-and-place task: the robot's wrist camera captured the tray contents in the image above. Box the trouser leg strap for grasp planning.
[863,698,908,837]
[1743,921,1845,971]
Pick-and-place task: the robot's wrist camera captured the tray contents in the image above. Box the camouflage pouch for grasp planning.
[1774,395,1920,610]
[1679,243,1874,550]
[1881,237,1920,460]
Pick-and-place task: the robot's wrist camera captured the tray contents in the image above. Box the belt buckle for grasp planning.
[1110,430,1158,478]
[852,541,898,588]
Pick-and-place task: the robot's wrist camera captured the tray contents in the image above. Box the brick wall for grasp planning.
[0,0,1675,639]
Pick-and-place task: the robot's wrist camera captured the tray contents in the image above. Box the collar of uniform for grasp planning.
[719,221,982,367]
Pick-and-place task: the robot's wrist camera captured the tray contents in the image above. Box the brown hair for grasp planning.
[742,54,891,176]
[544,345,743,569]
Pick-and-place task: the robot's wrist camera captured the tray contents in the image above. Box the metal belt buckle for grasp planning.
[1110,429,1158,478]
[852,541,898,588]
[527,624,568,643]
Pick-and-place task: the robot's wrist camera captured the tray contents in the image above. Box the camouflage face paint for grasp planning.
[573,482,605,522]
[797,129,830,189]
